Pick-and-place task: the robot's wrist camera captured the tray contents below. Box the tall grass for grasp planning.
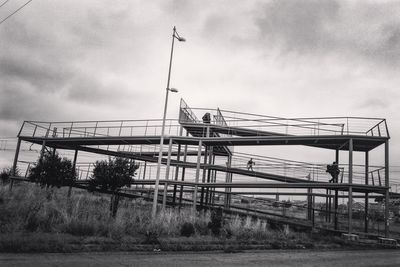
[0,183,310,244]
[0,184,211,239]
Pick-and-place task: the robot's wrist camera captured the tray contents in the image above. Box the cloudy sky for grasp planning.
[0,0,399,170]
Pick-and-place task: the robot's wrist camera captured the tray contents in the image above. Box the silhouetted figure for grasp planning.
[202,112,211,124]
[326,161,340,183]
[247,158,255,171]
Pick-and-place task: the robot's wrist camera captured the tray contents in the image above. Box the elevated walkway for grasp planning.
[11,99,391,237]
[178,99,389,152]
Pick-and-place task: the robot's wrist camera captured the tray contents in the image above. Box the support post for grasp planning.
[224,155,232,209]
[178,135,189,208]
[68,149,78,197]
[307,172,312,221]
[384,140,389,237]
[192,140,202,216]
[9,138,22,191]
[200,146,208,208]
[210,154,217,205]
[205,147,213,206]
[162,138,173,210]
[364,151,369,233]
[172,127,183,204]
[334,149,339,230]
[325,189,329,222]
[348,139,353,234]
[172,143,181,204]
[39,140,47,163]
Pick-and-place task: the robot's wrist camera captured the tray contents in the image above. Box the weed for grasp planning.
[180,222,195,237]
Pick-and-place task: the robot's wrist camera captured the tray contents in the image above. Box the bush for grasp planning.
[89,157,138,192]
[227,215,271,241]
[194,220,209,236]
[29,151,76,188]
[1,166,19,184]
[143,231,159,245]
[61,220,96,236]
[208,208,223,236]
[89,157,139,218]
[180,222,195,237]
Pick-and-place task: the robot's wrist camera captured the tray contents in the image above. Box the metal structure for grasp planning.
[10,98,391,237]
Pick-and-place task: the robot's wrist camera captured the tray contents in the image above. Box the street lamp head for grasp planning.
[168,88,178,93]
[177,37,186,42]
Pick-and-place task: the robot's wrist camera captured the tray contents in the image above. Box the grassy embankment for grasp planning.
[0,183,347,252]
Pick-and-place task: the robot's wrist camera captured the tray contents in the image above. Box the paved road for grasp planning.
[1,249,399,267]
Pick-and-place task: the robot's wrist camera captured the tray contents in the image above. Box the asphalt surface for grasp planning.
[1,249,399,267]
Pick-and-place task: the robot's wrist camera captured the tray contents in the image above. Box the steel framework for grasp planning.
[10,98,391,237]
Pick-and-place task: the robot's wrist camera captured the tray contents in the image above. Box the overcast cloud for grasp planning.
[0,0,399,167]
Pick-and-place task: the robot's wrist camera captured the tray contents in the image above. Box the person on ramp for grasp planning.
[202,112,211,124]
[326,161,340,183]
[247,158,255,171]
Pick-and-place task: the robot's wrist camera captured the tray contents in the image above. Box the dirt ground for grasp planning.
[1,249,399,267]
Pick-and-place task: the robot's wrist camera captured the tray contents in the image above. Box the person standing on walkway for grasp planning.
[247,158,255,171]
[326,161,340,183]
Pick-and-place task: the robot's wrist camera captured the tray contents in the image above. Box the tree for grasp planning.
[29,151,76,188]
[89,157,138,217]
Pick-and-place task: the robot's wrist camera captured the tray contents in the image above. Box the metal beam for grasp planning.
[192,139,202,215]
[365,151,369,233]
[162,138,173,210]
[385,140,389,237]
[9,138,22,191]
[19,133,388,152]
[334,149,339,230]
[348,138,353,234]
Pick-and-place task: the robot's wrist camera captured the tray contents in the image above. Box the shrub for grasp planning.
[61,220,96,236]
[89,157,138,192]
[29,151,76,188]
[143,231,159,245]
[227,215,271,241]
[208,208,223,236]
[89,157,139,218]
[180,222,195,237]
[194,220,209,236]
[1,166,19,184]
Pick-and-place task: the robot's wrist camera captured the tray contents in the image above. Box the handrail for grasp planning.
[18,119,182,138]
[181,105,388,138]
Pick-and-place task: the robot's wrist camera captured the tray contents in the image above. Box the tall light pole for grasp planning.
[152,26,185,220]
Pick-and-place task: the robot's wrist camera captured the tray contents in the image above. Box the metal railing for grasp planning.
[17,119,182,139]
[178,100,389,138]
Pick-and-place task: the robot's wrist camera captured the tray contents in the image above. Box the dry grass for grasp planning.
[0,183,326,252]
[0,184,210,239]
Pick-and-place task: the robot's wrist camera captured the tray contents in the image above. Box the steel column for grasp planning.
[200,146,208,207]
[224,155,232,209]
[384,140,389,237]
[178,133,189,208]
[192,139,202,216]
[334,149,339,230]
[205,147,213,205]
[210,154,217,205]
[9,138,22,190]
[307,172,312,221]
[364,151,369,233]
[348,138,353,234]
[172,126,183,204]
[68,149,78,197]
[172,143,182,204]
[162,138,173,210]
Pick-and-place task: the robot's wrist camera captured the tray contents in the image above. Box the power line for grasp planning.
[0,0,33,25]
[0,0,10,8]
